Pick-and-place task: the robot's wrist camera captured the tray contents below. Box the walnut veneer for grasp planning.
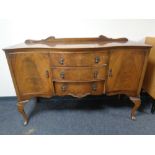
[3,35,151,125]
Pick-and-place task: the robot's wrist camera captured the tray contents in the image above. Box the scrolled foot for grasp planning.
[131,115,136,120]
[24,121,28,126]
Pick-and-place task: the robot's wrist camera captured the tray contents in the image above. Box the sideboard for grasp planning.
[3,35,152,125]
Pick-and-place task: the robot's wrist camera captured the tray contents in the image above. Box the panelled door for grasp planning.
[8,50,53,99]
[106,48,146,96]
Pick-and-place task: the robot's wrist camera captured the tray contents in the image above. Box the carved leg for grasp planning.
[17,100,29,125]
[129,97,141,120]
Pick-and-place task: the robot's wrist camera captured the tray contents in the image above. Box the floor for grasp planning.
[0,94,155,135]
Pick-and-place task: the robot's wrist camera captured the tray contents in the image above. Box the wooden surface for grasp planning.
[107,48,146,96]
[3,36,151,124]
[7,49,54,100]
[54,81,105,98]
[3,35,151,51]
[143,37,155,99]
[50,51,108,67]
[52,67,107,82]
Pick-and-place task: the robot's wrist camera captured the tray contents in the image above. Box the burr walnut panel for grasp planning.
[7,51,54,100]
[107,48,147,96]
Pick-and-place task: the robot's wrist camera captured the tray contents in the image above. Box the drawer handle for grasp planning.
[61,84,67,92]
[60,71,65,79]
[59,57,64,65]
[95,56,100,63]
[94,71,98,79]
[92,83,97,91]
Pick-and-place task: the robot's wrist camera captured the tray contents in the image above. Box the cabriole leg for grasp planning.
[17,100,29,125]
[129,97,141,120]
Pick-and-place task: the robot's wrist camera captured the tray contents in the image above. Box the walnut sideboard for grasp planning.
[3,35,152,125]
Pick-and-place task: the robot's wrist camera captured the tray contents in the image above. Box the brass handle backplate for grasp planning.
[60,71,65,79]
[92,83,97,91]
[61,84,67,92]
[59,57,64,65]
[95,56,100,63]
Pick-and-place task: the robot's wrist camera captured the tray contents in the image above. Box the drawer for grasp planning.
[50,52,108,67]
[54,81,105,98]
[52,67,107,82]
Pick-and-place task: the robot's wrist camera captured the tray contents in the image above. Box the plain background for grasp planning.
[1,0,155,155]
[1,19,155,96]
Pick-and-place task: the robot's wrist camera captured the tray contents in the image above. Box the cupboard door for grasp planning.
[8,51,53,99]
[106,49,146,96]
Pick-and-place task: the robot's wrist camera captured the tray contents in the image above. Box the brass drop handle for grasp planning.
[108,69,112,77]
[45,70,49,78]
[61,84,67,92]
[94,71,98,79]
[95,56,100,63]
[60,71,65,79]
[92,83,97,91]
[59,57,64,65]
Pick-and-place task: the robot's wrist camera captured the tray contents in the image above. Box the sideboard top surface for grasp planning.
[3,35,152,52]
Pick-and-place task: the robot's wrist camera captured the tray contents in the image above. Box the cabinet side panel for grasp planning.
[5,52,21,101]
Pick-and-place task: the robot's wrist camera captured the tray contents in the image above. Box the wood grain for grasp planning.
[106,48,146,97]
[52,66,107,82]
[54,81,105,98]
[3,36,151,51]
[50,51,108,67]
[8,49,54,100]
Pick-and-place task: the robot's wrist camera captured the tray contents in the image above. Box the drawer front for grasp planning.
[52,67,107,81]
[50,52,108,67]
[54,81,105,97]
